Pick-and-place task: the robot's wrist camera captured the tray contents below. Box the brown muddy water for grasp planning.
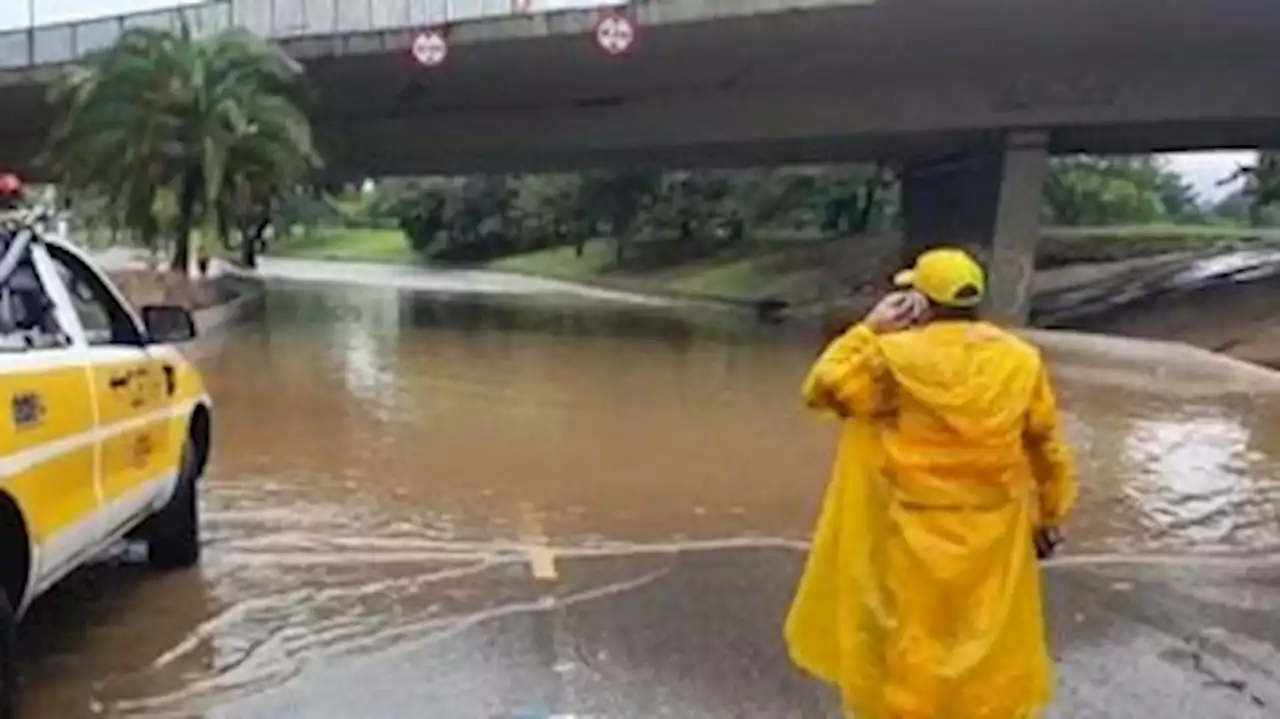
[16,274,1280,717]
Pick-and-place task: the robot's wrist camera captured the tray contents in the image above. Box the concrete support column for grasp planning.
[988,131,1050,325]
[900,131,1049,325]
[900,148,1004,260]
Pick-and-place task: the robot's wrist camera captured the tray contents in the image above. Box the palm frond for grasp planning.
[44,24,323,259]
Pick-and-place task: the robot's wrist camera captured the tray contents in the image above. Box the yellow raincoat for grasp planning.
[787,321,1077,719]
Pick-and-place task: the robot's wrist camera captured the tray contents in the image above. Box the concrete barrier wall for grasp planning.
[0,3,233,69]
[1021,327,1280,397]
[0,0,629,68]
[191,280,265,334]
[177,280,264,361]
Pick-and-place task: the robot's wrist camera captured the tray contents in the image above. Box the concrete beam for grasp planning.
[8,1,1280,175]
[299,51,1280,177]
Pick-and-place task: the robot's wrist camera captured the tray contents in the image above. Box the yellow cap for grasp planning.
[892,247,986,308]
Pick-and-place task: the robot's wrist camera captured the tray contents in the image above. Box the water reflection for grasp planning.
[332,286,401,408]
[1061,387,1280,554]
[397,293,759,347]
[1126,411,1278,551]
[16,278,1280,717]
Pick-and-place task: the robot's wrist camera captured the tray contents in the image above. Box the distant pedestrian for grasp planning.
[786,247,1078,718]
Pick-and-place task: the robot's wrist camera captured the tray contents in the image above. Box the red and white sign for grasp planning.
[411,30,449,67]
[512,0,535,14]
[594,12,637,56]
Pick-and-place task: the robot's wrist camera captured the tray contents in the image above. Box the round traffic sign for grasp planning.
[594,13,637,56]
[411,30,448,67]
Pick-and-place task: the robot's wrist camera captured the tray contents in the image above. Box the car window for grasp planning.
[0,257,70,351]
[46,247,142,347]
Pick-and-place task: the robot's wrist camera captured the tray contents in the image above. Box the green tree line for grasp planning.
[343,156,1245,268]
[365,165,895,267]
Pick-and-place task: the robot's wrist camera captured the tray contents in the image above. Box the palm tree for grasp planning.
[1219,151,1280,227]
[45,25,320,275]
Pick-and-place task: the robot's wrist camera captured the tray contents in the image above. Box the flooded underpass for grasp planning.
[16,269,1280,718]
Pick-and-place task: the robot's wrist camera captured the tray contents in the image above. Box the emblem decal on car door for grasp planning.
[11,390,45,429]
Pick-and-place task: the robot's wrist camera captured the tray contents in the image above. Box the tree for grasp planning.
[391,182,450,254]
[510,173,583,251]
[647,171,725,243]
[45,25,320,274]
[716,165,897,236]
[1153,167,1200,222]
[577,170,662,264]
[1219,152,1280,227]
[1043,156,1194,226]
[447,176,513,254]
[1210,189,1254,225]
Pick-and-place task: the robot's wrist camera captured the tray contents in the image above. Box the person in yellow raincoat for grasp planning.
[786,247,1078,719]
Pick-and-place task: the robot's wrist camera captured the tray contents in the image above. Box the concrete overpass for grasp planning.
[5,0,1280,320]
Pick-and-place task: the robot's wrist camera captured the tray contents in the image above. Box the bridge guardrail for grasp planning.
[0,1,234,71]
[0,0,628,71]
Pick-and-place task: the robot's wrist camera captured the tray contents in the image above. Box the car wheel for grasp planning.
[146,439,201,570]
[0,590,16,719]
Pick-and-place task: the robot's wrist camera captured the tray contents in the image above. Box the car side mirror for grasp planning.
[141,304,197,344]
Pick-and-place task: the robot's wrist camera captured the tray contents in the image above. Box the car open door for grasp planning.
[0,226,100,599]
[34,244,179,541]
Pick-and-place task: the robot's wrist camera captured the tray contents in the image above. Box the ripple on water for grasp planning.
[1065,385,1280,554]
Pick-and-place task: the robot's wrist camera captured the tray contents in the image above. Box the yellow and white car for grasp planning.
[0,216,211,713]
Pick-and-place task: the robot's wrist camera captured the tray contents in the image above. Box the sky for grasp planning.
[1165,151,1252,203]
[1,0,1257,203]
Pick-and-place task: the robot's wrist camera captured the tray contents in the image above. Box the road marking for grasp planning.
[527,545,558,581]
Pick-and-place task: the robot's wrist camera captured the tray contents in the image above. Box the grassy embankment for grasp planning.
[270,224,1280,303]
[270,227,416,264]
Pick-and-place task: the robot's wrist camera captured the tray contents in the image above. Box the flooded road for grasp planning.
[17,272,1280,717]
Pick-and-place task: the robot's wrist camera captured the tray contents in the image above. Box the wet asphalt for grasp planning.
[210,548,1280,719]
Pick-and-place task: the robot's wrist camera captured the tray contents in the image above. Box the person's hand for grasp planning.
[1034,527,1064,560]
[864,291,926,334]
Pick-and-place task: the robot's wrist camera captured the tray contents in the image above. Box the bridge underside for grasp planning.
[306,0,1280,176]
[3,0,1280,320]
[4,0,1280,174]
